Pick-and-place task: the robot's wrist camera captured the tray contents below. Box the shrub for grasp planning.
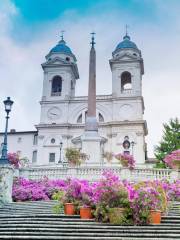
[8,153,29,169]
[164,150,180,169]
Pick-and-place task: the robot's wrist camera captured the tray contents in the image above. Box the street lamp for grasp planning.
[0,97,14,164]
[58,141,63,163]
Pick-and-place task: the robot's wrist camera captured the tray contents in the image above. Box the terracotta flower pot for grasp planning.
[80,206,92,219]
[64,203,75,215]
[149,210,161,224]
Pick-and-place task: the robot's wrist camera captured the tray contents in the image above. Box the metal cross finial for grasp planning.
[60,30,65,40]
[125,24,129,36]
[90,32,96,47]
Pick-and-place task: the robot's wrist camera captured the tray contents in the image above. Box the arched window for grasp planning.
[77,114,82,123]
[99,113,104,122]
[51,76,62,96]
[121,71,132,92]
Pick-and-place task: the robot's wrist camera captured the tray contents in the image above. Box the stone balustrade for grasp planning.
[18,166,179,182]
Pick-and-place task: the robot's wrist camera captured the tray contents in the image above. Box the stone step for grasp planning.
[1,204,58,209]
[0,222,179,227]
[0,232,179,239]
[0,200,179,239]
[0,227,180,233]
[0,236,175,240]
[162,215,180,219]
[0,214,82,219]
[4,201,58,206]
[0,222,180,228]
[0,209,59,213]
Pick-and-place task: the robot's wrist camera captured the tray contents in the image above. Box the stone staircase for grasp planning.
[0,201,179,239]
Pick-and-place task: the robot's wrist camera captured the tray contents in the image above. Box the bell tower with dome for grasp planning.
[110,34,144,98]
[39,35,79,125]
[41,35,79,102]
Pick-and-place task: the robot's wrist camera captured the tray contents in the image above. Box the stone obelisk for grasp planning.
[81,33,101,164]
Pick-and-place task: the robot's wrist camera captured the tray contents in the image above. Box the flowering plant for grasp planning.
[62,178,93,205]
[93,171,131,224]
[164,150,180,169]
[65,148,89,166]
[12,177,66,202]
[130,186,162,225]
[114,153,135,170]
[79,193,94,208]
[11,171,180,226]
[8,152,29,169]
[161,179,180,201]
[8,153,21,168]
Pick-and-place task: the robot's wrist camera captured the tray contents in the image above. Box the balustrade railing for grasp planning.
[18,166,179,182]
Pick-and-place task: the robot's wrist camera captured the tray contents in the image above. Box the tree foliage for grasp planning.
[154,118,180,168]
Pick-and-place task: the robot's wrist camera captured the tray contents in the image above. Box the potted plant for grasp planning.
[63,190,76,215]
[94,183,130,224]
[131,186,162,225]
[79,193,93,219]
[65,148,88,166]
[107,185,131,224]
[61,179,78,215]
[114,153,135,170]
[148,186,162,224]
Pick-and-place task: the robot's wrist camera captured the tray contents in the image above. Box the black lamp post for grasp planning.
[0,97,14,164]
[58,141,63,163]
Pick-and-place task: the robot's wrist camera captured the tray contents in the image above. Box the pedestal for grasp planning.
[81,131,101,164]
[0,165,14,203]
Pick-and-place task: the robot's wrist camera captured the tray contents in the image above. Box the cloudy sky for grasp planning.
[0,0,180,157]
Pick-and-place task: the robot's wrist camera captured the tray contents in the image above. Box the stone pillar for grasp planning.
[0,165,14,203]
[85,33,98,132]
[81,133,101,164]
[81,33,101,164]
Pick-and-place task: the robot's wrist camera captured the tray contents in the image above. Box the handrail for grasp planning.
[18,166,179,182]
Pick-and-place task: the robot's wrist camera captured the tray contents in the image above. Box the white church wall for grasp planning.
[112,99,143,121]
[0,132,37,163]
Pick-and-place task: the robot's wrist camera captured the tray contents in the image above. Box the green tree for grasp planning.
[154,118,180,168]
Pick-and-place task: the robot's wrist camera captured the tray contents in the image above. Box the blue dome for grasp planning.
[114,35,138,52]
[50,39,73,55]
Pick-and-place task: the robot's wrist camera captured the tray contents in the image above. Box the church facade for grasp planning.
[0,33,148,166]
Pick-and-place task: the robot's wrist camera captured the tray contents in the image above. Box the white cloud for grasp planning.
[0,1,179,157]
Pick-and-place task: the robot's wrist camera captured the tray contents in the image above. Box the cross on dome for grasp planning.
[125,24,129,36]
[60,30,65,41]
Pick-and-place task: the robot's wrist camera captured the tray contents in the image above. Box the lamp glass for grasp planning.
[4,97,13,112]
